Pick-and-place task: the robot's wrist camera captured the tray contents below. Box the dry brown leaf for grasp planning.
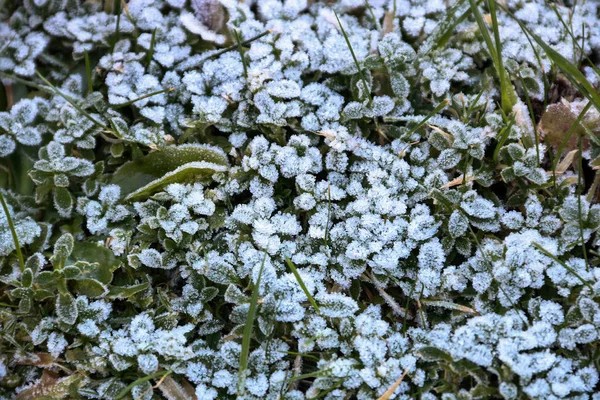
[157,376,198,400]
[15,371,82,400]
[538,102,589,153]
[554,149,578,175]
[442,175,475,188]
[382,11,395,35]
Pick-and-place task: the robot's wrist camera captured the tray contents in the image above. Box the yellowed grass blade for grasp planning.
[377,367,410,400]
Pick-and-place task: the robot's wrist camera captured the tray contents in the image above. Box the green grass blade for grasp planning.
[406,98,450,136]
[0,191,24,272]
[238,253,267,396]
[516,72,540,165]
[550,4,600,78]
[146,27,157,69]
[111,0,121,53]
[492,117,514,164]
[468,0,516,115]
[532,242,592,289]
[84,50,92,94]
[334,11,372,104]
[205,30,271,63]
[285,256,320,313]
[420,0,470,55]
[234,30,248,79]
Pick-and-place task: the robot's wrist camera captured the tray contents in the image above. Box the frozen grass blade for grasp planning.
[111,0,122,53]
[113,87,174,108]
[238,253,267,396]
[0,191,24,272]
[35,71,111,131]
[468,0,516,115]
[550,4,600,78]
[532,242,592,289]
[363,0,382,32]
[206,30,271,62]
[334,10,373,104]
[285,256,320,313]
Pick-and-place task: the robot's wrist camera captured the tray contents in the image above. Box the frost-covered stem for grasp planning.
[334,11,373,105]
[238,252,268,396]
[112,88,174,108]
[370,273,410,318]
[207,30,271,61]
[114,370,172,400]
[0,71,50,93]
[35,71,111,131]
[532,242,593,290]
[0,191,24,273]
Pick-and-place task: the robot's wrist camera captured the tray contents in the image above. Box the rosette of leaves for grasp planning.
[10,233,118,325]
[28,141,95,217]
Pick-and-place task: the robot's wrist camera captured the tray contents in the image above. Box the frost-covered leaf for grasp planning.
[111,144,229,200]
[57,292,78,325]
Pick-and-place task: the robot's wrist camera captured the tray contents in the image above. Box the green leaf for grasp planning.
[51,233,74,270]
[74,278,107,297]
[417,346,453,362]
[107,282,150,299]
[70,242,118,284]
[36,271,57,286]
[62,265,82,279]
[57,292,78,325]
[21,268,33,287]
[201,287,219,302]
[33,289,55,300]
[110,144,229,201]
[53,187,73,217]
[18,296,32,313]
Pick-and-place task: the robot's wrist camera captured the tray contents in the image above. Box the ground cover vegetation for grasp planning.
[1,0,600,398]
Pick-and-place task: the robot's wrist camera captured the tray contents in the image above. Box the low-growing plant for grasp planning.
[1,0,600,399]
